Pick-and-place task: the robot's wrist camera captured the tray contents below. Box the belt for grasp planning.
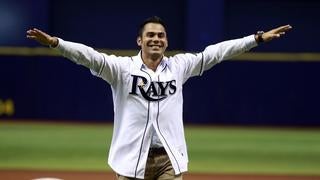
[149,147,167,155]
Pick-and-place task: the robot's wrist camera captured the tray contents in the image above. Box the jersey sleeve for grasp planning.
[55,38,120,84]
[171,35,257,83]
[201,35,257,71]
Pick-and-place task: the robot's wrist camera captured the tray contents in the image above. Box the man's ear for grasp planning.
[136,37,142,47]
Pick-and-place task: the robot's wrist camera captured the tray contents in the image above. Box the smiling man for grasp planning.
[26,16,292,180]
[137,21,168,71]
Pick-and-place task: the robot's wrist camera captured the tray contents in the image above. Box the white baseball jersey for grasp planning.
[55,35,257,179]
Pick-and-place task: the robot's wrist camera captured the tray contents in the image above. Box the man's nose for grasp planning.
[153,37,160,43]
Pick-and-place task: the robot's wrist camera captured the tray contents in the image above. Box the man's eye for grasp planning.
[147,33,155,37]
[158,33,165,38]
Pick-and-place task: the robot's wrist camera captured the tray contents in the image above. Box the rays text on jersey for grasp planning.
[129,75,176,101]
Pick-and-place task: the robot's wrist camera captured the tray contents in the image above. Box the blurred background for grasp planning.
[1,0,320,126]
[1,0,320,177]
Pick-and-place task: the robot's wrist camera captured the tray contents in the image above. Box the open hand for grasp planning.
[26,28,58,47]
[261,25,292,42]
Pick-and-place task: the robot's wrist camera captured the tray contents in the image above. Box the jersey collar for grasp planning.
[133,51,168,72]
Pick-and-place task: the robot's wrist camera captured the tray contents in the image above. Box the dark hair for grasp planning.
[138,16,167,37]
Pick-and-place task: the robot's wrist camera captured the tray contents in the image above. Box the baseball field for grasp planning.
[1,121,320,180]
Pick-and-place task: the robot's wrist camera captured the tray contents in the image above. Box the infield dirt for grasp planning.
[1,170,320,180]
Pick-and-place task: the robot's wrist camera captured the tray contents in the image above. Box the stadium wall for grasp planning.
[1,0,320,125]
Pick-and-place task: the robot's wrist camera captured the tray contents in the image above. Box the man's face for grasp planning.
[137,23,168,60]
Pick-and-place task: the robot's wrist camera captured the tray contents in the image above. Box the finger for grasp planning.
[268,32,286,40]
[27,29,36,35]
[274,34,281,38]
[268,34,281,39]
[26,35,37,39]
[277,25,292,32]
[278,25,291,29]
[27,29,40,36]
[33,28,46,35]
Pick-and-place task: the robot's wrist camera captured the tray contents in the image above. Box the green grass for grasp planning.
[0,122,112,171]
[185,127,320,175]
[0,121,320,175]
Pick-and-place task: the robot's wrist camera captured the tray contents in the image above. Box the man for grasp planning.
[27,16,292,180]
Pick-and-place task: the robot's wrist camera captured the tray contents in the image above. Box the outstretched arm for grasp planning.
[26,28,103,75]
[203,24,293,62]
[26,28,59,47]
[177,24,293,79]
[255,25,292,43]
[26,28,121,85]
